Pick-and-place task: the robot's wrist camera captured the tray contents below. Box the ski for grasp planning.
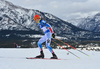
[26,57,64,60]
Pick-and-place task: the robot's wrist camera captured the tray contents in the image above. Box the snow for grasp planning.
[0,48,100,69]
[67,18,84,26]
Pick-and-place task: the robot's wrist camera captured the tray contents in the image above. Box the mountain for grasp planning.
[78,13,100,32]
[67,18,84,26]
[0,0,100,47]
[68,13,100,33]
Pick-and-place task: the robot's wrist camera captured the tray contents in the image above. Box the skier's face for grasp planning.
[35,19,40,23]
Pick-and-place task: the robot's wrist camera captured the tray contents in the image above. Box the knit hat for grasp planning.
[34,14,41,21]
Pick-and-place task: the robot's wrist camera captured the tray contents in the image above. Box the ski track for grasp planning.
[0,48,100,69]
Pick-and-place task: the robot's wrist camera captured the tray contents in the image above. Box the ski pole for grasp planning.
[51,40,80,59]
[55,38,90,57]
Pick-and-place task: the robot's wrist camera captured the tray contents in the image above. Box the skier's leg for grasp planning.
[45,33,58,59]
[38,35,46,51]
[36,35,46,58]
[45,33,54,53]
[46,38,54,53]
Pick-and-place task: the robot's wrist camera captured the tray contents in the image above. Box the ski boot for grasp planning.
[51,53,58,59]
[35,51,44,58]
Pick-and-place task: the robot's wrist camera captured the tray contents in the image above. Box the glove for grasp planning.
[52,33,55,38]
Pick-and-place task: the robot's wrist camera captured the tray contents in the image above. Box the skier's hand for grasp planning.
[52,33,55,38]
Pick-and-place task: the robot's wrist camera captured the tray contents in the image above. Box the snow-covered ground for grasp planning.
[0,48,100,69]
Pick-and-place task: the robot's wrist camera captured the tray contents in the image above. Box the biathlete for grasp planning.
[34,14,58,59]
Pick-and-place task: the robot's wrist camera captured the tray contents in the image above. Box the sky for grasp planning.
[6,0,100,21]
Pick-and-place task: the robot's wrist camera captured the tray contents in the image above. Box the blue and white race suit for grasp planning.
[38,20,54,53]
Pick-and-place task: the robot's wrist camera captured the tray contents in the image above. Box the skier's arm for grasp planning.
[49,27,53,33]
[45,24,53,33]
[45,23,55,38]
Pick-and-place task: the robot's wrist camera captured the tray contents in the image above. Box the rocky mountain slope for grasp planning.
[0,0,100,47]
[68,13,100,33]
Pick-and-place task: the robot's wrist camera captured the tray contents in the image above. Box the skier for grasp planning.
[14,43,18,48]
[34,14,58,59]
